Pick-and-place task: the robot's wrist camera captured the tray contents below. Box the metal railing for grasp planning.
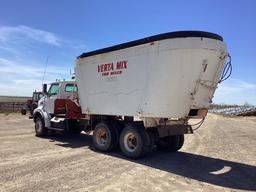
[0,102,25,112]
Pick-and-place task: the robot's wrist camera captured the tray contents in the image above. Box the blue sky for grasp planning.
[0,0,255,105]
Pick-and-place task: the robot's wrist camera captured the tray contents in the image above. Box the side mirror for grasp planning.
[43,84,47,95]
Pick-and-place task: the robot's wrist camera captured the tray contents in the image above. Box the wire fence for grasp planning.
[0,102,25,113]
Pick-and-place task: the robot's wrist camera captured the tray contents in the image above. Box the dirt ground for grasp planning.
[0,113,255,192]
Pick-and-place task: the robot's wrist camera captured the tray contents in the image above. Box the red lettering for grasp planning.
[98,60,127,75]
[110,70,122,75]
[102,72,109,76]
[103,64,107,72]
[116,60,128,70]
[123,60,127,69]
[116,61,121,70]
[110,63,114,70]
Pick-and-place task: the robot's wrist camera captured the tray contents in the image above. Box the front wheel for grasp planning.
[35,116,47,137]
[21,109,26,115]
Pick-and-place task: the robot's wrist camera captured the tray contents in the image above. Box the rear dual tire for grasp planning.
[92,121,184,158]
[119,124,153,159]
[92,122,119,152]
[92,122,153,159]
[157,134,184,152]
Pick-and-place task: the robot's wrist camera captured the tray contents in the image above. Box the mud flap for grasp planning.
[157,124,192,138]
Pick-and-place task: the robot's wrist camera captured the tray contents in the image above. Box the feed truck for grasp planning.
[33,31,231,158]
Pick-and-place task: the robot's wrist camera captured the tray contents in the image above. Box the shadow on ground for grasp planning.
[43,133,256,191]
[42,133,92,148]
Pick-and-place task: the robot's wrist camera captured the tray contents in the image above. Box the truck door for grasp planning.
[44,83,60,114]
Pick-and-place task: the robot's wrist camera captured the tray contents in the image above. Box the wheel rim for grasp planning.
[35,119,42,132]
[124,132,138,152]
[95,128,108,146]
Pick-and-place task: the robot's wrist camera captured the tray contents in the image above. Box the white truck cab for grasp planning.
[34,81,80,132]
[42,81,78,114]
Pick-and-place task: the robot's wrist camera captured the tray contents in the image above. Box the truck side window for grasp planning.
[65,84,77,92]
[32,93,43,101]
[48,84,60,96]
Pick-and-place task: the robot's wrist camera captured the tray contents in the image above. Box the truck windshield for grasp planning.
[48,84,60,96]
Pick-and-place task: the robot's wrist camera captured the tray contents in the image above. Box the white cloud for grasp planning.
[0,57,70,96]
[214,78,256,105]
[0,79,42,96]
[0,58,68,79]
[0,25,61,46]
[0,25,79,96]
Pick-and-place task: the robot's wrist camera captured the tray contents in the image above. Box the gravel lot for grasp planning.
[0,113,255,192]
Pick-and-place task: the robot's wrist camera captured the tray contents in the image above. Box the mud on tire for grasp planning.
[92,122,119,152]
[119,123,152,159]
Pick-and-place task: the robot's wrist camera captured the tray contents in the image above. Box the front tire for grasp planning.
[21,109,26,115]
[35,116,47,137]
